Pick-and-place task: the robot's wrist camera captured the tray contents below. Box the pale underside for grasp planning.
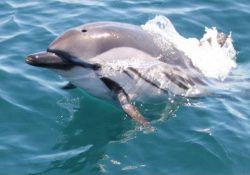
[56,47,206,103]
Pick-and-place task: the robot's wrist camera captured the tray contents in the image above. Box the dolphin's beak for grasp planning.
[25,51,72,69]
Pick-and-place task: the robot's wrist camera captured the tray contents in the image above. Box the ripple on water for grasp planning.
[5,1,39,9]
[31,144,92,162]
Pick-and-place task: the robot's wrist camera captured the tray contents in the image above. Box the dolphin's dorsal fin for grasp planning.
[61,82,76,89]
[100,77,149,125]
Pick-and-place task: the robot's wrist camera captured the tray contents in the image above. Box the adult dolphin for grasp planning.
[26,22,205,125]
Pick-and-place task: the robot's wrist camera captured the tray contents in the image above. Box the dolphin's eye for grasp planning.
[81,29,87,32]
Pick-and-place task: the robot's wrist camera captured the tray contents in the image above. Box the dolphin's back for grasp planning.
[48,22,162,60]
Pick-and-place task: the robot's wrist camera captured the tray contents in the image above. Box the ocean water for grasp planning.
[1,0,250,174]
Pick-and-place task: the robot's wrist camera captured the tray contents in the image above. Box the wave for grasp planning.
[142,15,237,80]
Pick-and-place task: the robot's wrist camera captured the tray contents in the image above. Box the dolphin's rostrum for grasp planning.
[26,21,206,125]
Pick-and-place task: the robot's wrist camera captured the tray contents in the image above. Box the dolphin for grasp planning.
[26,22,206,125]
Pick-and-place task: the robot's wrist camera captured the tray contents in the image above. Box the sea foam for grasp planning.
[142,15,237,80]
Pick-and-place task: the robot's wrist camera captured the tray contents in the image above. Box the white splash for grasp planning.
[142,15,237,80]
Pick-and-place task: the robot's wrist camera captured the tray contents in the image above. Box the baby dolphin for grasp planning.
[26,21,205,125]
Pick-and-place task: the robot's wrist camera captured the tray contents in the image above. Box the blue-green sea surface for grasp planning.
[1,0,250,174]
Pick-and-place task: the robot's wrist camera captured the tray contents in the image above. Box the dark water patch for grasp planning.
[27,95,134,174]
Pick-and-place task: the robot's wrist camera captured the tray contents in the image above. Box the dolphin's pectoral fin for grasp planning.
[61,82,76,89]
[117,89,149,126]
[100,77,149,125]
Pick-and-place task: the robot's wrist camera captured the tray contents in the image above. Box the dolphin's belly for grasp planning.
[90,47,206,101]
[112,70,205,102]
[56,67,113,100]
[102,69,169,102]
[55,45,206,103]
[125,79,169,102]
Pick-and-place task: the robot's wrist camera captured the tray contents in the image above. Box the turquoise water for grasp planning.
[1,0,250,174]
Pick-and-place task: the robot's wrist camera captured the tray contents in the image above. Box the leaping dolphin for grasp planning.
[26,21,207,125]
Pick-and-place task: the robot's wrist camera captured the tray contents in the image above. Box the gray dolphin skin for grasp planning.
[26,21,205,125]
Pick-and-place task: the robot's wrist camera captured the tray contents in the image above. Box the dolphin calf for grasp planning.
[26,21,208,125]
